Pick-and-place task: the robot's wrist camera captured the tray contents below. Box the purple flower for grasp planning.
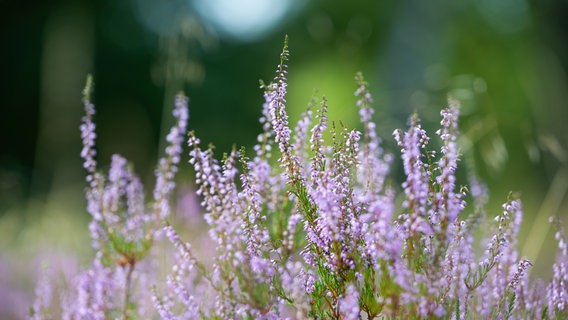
[309,98,328,186]
[433,100,464,223]
[394,114,432,239]
[354,72,391,199]
[80,76,97,184]
[339,284,360,320]
[29,265,52,320]
[509,259,533,292]
[153,94,189,220]
[547,219,568,315]
[292,103,314,180]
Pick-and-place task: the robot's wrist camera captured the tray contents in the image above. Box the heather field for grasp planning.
[1,1,568,319]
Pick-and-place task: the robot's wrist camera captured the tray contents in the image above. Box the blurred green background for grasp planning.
[1,0,567,318]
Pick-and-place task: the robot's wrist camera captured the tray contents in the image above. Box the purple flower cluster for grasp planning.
[31,40,568,320]
[30,78,189,319]
[547,219,568,315]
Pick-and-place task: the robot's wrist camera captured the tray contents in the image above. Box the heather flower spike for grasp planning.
[80,74,97,181]
[31,38,568,320]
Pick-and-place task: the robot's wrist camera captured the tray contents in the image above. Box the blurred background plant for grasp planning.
[0,0,567,319]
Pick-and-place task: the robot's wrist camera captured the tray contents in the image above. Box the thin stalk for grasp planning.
[122,261,135,320]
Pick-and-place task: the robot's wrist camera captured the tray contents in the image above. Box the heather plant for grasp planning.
[30,76,189,319]
[30,38,568,319]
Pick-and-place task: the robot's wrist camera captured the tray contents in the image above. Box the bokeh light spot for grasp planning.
[191,0,301,42]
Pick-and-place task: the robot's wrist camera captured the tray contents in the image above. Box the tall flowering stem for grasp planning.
[547,218,568,318]
[393,114,431,268]
[154,94,189,220]
[430,101,466,269]
[354,73,391,199]
[80,75,104,248]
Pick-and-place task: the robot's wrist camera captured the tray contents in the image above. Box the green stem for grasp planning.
[122,261,135,320]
